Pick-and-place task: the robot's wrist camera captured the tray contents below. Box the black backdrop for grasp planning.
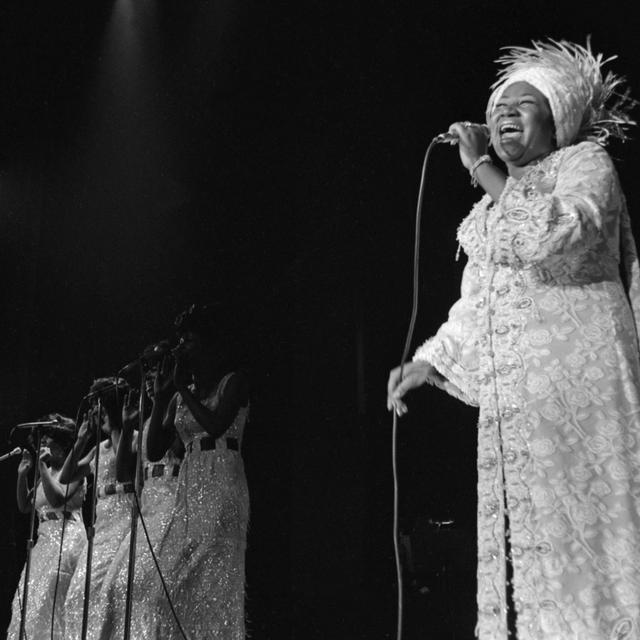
[1,1,639,638]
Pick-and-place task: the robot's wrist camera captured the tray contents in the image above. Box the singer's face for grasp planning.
[40,435,65,466]
[490,81,555,170]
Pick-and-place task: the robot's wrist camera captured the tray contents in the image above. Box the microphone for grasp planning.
[434,124,490,144]
[118,340,172,376]
[0,447,22,463]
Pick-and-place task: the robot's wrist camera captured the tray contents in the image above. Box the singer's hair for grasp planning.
[174,303,247,369]
[88,377,128,426]
[29,413,76,453]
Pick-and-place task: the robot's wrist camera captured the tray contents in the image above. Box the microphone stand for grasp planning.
[81,398,102,640]
[123,361,146,640]
[19,427,43,640]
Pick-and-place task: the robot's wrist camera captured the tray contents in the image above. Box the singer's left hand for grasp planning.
[39,446,52,466]
[172,350,192,392]
[448,121,489,171]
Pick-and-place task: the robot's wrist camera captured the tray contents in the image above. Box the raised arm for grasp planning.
[175,369,249,440]
[147,357,179,463]
[16,450,34,514]
[39,449,83,509]
[59,412,94,484]
[115,390,139,483]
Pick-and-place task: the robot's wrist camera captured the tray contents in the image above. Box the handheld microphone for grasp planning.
[0,447,23,463]
[118,340,172,376]
[434,124,490,144]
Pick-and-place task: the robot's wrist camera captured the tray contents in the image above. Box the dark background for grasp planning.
[1,1,639,638]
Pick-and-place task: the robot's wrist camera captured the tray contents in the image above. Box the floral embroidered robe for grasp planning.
[414,141,640,640]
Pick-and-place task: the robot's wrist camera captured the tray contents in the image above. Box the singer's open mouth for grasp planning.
[498,121,523,141]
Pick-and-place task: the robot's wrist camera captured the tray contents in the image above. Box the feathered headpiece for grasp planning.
[486,38,636,147]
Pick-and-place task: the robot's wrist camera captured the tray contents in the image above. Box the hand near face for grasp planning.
[18,450,33,475]
[447,122,490,172]
[39,446,52,466]
[122,390,139,434]
[154,356,175,399]
[172,350,192,391]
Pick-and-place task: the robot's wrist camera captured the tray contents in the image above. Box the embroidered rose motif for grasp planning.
[530,438,556,457]
[585,435,610,454]
[591,479,612,497]
[598,420,622,437]
[565,387,592,408]
[609,459,631,480]
[570,503,598,525]
[545,517,568,538]
[541,403,565,421]
[570,466,592,482]
[581,324,604,341]
[529,329,553,346]
[532,486,556,508]
[584,366,604,381]
[565,352,587,369]
[526,372,552,395]
[539,292,563,312]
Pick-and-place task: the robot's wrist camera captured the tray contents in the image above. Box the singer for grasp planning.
[94,362,183,640]
[7,415,85,640]
[145,303,250,639]
[62,377,133,640]
[387,40,640,639]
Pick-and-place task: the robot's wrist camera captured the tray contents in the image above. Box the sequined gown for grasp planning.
[64,440,133,640]
[94,423,181,640]
[7,474,85,639]
[153,375,250,639]
[414,142,640,640]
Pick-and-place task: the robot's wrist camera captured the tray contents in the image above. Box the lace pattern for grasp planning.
[414,141,640,639]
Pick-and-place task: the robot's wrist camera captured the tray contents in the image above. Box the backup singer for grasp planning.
[7,415,85,640]
[61,377,133,640]
[387,40,640,639]
[95,362,183,640]
[146,304,250,639]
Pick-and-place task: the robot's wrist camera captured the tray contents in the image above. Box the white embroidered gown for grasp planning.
[7,474,85,639]
[152,374,250,639]
[414,141,640,640]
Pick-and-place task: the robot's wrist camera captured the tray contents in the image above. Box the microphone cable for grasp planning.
[392,136,440,640]
[133,488,191,640]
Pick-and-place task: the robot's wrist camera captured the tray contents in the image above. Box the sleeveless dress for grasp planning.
[414,142,640,639]
[152,374,250,639]
[64,440,133,640]
[7,473,85,639]
[95,422,181,640]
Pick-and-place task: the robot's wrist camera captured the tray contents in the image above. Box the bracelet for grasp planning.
[469,154,492,187]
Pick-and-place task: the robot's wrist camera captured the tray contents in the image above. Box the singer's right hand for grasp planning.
[387,361,443,416]
[17,450,33,475]
[154,356,175,400]
[122,390,139,434]
[448,121,489,171]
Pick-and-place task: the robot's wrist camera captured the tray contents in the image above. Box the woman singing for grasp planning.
[95,360,183,640]
[61,377,134,640]
[387,40,640,639]
[146,304,250,639]
[7,415,85,640]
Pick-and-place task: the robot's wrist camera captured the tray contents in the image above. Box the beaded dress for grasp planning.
[153,374,250,639]
[7,473,85,639]
[64,440,133,640]
[94,422,181,640]
[414,141,640,639]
